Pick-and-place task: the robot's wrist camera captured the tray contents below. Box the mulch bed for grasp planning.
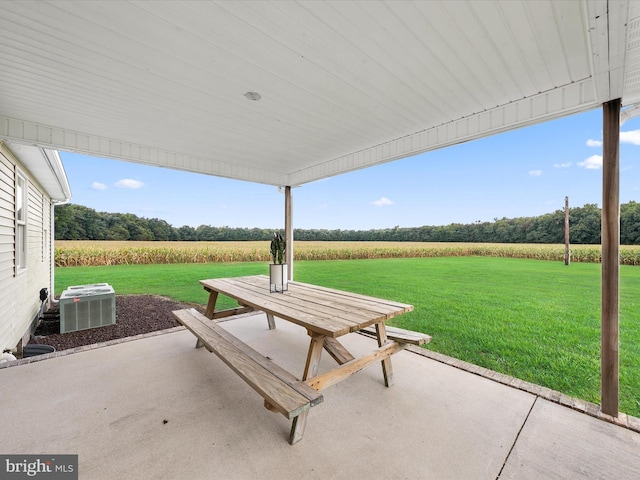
[30,295,201,352]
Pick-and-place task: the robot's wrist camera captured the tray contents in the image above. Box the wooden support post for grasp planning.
[601,99,620,417]
[285,186,293,282]
[564,196,570,266]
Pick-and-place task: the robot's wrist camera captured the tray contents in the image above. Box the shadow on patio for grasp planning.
[1,313,639,479]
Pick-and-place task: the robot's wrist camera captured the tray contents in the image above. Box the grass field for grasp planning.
[55,256,640,418]
[55,240,640,266]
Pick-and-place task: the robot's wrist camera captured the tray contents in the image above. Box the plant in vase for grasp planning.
[269,232,287,292]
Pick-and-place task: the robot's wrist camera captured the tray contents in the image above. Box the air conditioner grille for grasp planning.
[59,284,116,334]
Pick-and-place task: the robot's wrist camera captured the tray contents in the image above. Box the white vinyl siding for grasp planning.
[0,151,14,279]
[0,144,52,351]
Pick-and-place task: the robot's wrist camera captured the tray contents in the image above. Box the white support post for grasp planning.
[284,186,293,281]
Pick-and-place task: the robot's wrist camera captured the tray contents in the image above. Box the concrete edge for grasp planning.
[0,310,264,370]
[404,344,640,434]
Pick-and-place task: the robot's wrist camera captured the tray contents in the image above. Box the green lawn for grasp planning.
[55,257,640,417]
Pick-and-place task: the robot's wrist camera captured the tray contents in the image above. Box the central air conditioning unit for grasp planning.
[59,283,116,334]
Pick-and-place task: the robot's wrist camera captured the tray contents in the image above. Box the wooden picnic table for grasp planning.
[176,275,426,444]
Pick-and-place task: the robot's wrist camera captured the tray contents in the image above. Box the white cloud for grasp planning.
[586,130,640,147]
[528,170,542,177]
[115,178,145,189]
[578,154,603,169]
[620,129,640,145]
[553,162,572,168]
[372,196,393,207]
[91,182,107,190]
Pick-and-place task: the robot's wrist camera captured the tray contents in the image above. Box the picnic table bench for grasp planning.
[172,275,430,444]
[173,308,323,419]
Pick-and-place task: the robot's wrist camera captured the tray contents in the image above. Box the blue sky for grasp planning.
[60,108,640,230]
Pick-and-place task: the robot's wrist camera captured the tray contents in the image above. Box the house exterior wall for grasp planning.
[0,143,52,351]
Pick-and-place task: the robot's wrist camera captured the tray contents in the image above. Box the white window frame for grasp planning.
[42,194,47,262]
[16,170,27,271]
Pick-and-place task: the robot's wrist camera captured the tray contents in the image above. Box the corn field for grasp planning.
[54,241,640,267]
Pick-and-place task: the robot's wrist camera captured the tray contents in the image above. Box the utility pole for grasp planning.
[564,196,570,266]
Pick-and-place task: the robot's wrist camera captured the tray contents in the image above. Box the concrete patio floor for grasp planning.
[2,313,639,480]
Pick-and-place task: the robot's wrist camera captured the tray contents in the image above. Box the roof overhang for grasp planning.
[2,142,72,203]
[0,1,639,187]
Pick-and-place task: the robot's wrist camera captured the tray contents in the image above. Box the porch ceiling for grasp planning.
[0,1,639,187]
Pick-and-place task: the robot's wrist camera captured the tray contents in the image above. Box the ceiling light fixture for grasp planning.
[244,91,262,101]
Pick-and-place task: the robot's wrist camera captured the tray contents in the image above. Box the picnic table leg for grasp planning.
[266,313,276,330]
[375,322,394,387]
[289,334,325,445]
[204,290,219,319]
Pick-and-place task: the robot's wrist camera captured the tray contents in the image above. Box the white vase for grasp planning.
[269,263,288,292]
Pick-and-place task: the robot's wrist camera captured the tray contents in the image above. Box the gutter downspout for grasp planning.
[49,199,69,306]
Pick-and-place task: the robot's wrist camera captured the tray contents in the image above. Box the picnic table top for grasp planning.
[200,275,414,338]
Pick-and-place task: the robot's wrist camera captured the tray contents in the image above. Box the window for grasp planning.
[42,194,47,262]
[16,172,27,270]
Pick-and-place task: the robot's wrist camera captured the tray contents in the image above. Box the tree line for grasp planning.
[54,201,640,245]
